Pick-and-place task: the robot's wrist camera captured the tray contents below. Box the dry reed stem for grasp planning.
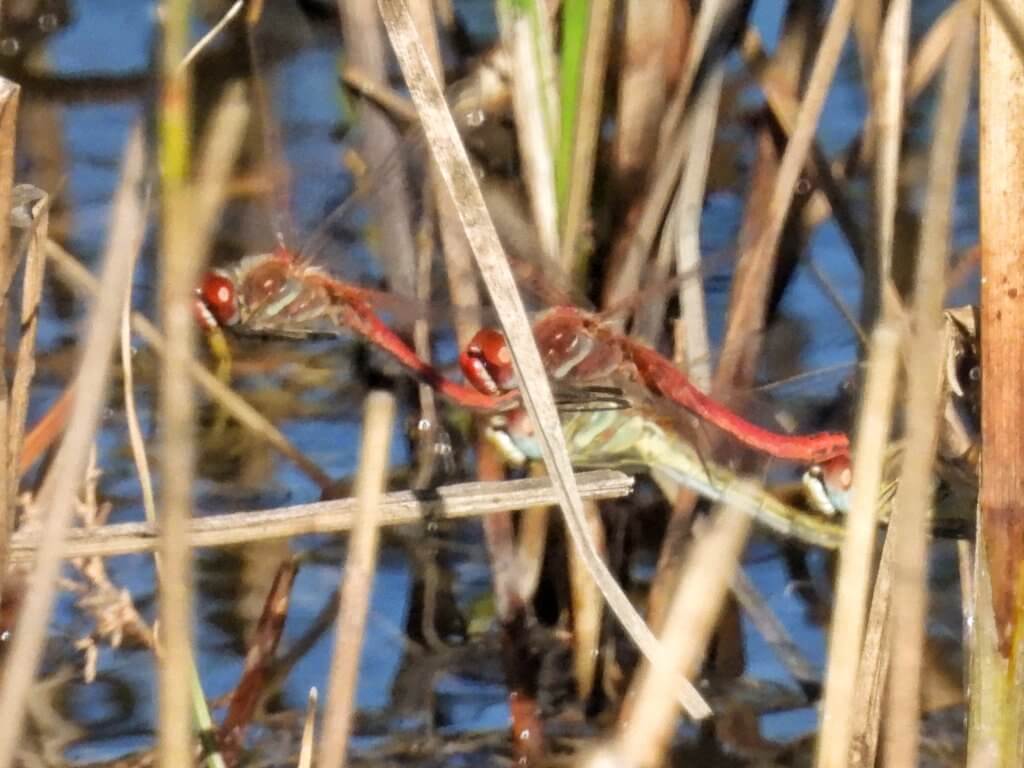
[847,530,896,767]
[597,508,752,767]
[986,0,1024,61]
[0,77,19,603]
[867,0,911,325]
[498,0,559,263]
[885,8,975,765]
[971,0,1024,762]
[611,0,669,198]
[670,65,721,388]
[852,0,881,92]
[317,391,394,768]
[740,34,869,270]
[0,126,147,768]
[9,470,633,561]
[298,688,318,768]
[335,0,417,297]
[731,568,819,688]
[45,240,335,491]
[177,0,244,73]
[5,189,47,597]
[559,0,612,274]
[514,462,551,602]
[654,0,733,158]
[815,323,900,768]
[566,500,605,700]
[8,192,48,504]
[741,0,859,277]
[377,0,710,720]
[158,0,198,758]
[342,65,420,123]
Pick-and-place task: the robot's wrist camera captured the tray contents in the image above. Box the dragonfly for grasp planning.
[456,304,981,541]
[459,306,852,467]
[194,246,518,413]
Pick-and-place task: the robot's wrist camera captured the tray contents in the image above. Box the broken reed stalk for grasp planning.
[298,689,318,768]
[847,530,897,767]
[597,508,752,768]
[815,323,900,768]
[868,0,911,325]
[376,0,710,720]
[317,392,394,768]
[0,127,147,768]
[0,77,19,605]
[972,0,1024,762]
[8,192,48,522]
[884,8,975,766]
[158,0,199,762]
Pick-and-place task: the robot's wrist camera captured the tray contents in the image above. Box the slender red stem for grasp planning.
[625,340,849,463]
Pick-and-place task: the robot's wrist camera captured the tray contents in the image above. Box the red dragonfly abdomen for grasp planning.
[625,340,850,464]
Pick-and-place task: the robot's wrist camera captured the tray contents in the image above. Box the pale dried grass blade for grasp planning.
[566,500,605,700]
[376,0,710,719]
[731,568,820,688]
[9,470,634,561]
[158,0,203,755]
[7,191,48,539]
[0,125,147,768]
[594,508,751,767]
[670,65,722,387]
[317,391,394,768]
[885,8,976,766]
[177,0,245,73]
[298,688,318,768]
[867,0,911,324]
[847,531,896,768]
[815,323,900,768]
[0,77,20,600]
[745,0,858,284]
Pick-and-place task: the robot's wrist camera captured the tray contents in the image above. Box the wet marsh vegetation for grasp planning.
[0,0,1013,765]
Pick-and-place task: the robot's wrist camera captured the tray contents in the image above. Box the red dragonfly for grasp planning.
[459,306,852,474]
[194,247,516,413]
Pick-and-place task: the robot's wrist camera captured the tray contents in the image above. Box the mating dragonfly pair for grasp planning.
[194,245,867,545]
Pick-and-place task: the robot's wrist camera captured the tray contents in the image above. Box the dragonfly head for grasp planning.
[461,328,517,394]
[195,270,241,329]
[802,454,853,516]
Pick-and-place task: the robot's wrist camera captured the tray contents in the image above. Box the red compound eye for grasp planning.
[460,328,516,394]
[197,271,239,327]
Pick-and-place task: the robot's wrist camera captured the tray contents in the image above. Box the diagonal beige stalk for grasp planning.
[317,392,394,768]
[815,323,900,768]
[376,0,711,720]
[0,127,147,768]
[885,6,975,765]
